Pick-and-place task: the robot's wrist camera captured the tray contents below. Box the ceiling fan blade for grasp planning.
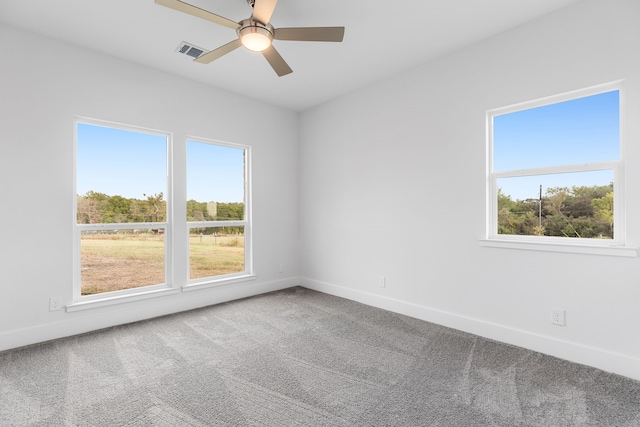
[262,45,293,76]
[155,0,239,30]
[194,39,242,64]
[251,0,278,25]
[274,27,345,42]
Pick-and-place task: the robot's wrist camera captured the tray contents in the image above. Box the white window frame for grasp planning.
[183,137,254,291]
[70,122,256,312]
[71,118,176,309]
[482,81,637,257]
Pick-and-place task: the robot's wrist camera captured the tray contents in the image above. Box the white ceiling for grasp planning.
[0,0,583,111]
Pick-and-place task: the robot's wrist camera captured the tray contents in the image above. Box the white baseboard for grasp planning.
[300,277,640,382]
[0,277,299,353]
[5,275,638,382]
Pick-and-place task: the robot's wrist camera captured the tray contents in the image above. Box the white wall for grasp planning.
[0,24,299,349]
[299,0,640,380]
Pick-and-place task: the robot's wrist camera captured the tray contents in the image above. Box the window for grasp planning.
[75,120,170,298]
[486,82,626,250]
[186,139,251,285]
[73,119,254,307]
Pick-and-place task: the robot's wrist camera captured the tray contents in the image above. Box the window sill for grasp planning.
[65,275,257,312]
[66,287,181,312]
[182,273,257,292]
[479,239,638,257]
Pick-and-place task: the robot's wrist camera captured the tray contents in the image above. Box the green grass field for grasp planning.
[81,233,245,295]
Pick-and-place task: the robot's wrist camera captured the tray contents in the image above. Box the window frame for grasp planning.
[70,120,256,312]
[72,118,173,303]
[483,81,636,256]
[184,137,254,291]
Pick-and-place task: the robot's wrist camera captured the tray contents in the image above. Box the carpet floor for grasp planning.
[1,287,639,426]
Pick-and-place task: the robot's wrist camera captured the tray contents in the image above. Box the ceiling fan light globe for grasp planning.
[241,33,271,51]
[238,24,273,52]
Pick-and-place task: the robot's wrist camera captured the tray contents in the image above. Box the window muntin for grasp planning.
[187,139,250,283]
[488,83,623,244]
[75,120,170,297]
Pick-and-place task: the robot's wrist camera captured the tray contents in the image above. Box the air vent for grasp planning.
[175,42,207,59]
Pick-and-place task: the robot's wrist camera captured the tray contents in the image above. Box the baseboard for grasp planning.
[0,277,299,353]
[300,277,640,382]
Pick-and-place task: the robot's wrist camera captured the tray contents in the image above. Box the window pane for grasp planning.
[76,122,168,297]
[493,91,619,171]
[189,227,245,280]
[187,141,245,221]
[497,170,614,239]
[81,230,165,295]
[77,123,167,224]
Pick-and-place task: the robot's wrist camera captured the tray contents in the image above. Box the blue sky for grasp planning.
[493,90,619,201]
[186,141,244,203]
[77,123,245,203]
[77,90,618,205]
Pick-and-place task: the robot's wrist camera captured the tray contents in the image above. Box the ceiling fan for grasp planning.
[155,0,345,76]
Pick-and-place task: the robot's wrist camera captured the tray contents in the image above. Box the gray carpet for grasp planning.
[1,287,639,426]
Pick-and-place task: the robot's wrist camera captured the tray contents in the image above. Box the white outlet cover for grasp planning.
[378,276,386,288]
[551,309,566,326]
[49,297,63,311]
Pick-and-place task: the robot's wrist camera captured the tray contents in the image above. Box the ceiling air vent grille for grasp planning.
[175,42,207,59]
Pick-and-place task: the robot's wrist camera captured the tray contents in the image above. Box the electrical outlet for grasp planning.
[551,308,566,326]
[49,297,63,312]
[378,275,386,288]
